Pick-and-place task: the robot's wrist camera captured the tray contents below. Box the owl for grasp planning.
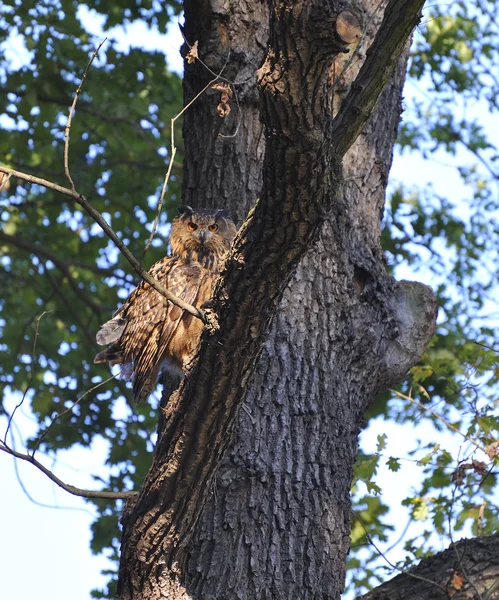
[94,205,237,402]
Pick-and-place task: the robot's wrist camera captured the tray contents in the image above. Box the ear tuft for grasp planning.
[178,204,193,216]
[215,208,230,219]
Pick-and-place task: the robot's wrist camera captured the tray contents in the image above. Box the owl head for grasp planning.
[170,205,237,267]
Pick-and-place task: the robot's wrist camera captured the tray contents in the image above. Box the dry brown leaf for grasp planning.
[186,41,199,64]
[216,101,231,117]
[485,440,499,459]
[452,465,467,486]
[472,459,487,475]
[450,572,465,595]
[211,82,233,97]
[211,83,233,118]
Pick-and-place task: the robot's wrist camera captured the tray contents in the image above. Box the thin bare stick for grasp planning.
[142,59,231,260]
[352,511,449,596]
[3,311,51,445]
[391,389,486,452]
[474,340,499,354]
[7,419,99,512]
[0,442,136,499]
[183,36,253,86]
[32,374,117,456]
[64,39,107,191]
[181,39,243,140]
[0,165,205,322]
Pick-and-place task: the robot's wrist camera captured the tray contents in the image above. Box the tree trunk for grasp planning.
[116,1,434,599]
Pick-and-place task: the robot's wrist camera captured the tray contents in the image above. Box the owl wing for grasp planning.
[124,259,207,401]
[95,256,208,402]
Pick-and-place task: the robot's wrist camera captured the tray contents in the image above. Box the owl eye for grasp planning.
[187,222,198,231]
[208,223,219,232]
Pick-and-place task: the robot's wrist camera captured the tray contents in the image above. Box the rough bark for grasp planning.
[358,533,499,600]
[116,1,433,599]
[181,0,268,214]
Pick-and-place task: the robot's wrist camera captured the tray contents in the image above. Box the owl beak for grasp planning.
[199,231,206,245]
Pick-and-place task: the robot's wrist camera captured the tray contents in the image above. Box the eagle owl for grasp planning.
[94,205,237,402]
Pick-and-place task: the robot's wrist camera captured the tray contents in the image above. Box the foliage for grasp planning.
[0,0,498,598]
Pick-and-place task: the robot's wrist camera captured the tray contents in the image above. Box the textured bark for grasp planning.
[116,1,433,599]
[181,0,268,214]
[358,533,499,600]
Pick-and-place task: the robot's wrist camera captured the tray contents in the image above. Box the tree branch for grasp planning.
[64,39,107,190]
[331,0,426,157]
[0,165,205,322]
[0,442,136,500]
[358,534,499,600]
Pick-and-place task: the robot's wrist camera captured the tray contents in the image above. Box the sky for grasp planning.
[1,7,498,600]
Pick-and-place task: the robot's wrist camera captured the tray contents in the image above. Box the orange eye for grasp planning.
[208,223,218,232]
[187,222,198,231]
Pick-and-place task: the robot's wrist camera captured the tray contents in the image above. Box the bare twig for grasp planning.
[64,39,107,190]
[0,165,205,322]
[182,40,245,140]
[390,389,486,452]
[0,171,11,191]
[142,58,231,260]
[474,340,499,354]
[0,442,136,499]
[3,311,52,445]
[6,420,95,512]
[353,511,449,596]
[32,374,118,456]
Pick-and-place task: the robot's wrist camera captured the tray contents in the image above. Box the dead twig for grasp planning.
[390,389,486,452]
[353,511,449,596]
[3,311,51,446]
[142,53,232,261]
[0,441,136,500]
[31,374,118,456]
[64,39,107,190]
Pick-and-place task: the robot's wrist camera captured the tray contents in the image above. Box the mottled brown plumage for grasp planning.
[94,205,237,402]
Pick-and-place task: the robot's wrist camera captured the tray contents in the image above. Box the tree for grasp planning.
[1,0,498,599]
